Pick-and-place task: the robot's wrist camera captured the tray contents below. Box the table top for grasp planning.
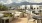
[32,15,42,20]
[1,17,9,20]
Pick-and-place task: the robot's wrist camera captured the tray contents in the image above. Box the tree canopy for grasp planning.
[0,4,8,11]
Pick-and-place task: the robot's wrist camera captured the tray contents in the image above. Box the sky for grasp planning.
[0,0,42,4]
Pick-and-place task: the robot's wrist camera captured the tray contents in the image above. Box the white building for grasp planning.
[19,5,41,10]
[19,5,30,9]
[33,5,39,10]
[19,5,25,9]
[26,5,30,9]
[39,5,42,10]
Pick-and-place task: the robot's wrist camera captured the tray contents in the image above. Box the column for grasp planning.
[37,20,41,23]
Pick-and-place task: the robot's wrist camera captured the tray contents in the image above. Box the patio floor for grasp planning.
[10,17,27,23]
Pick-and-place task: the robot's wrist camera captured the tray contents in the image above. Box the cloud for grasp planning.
[13,0,26,3]
[17,0,42,3]
[15,0,23,3]
[18,0,22,2]
[26,0,28,1]
[28,0,42,3]
[7,0,13,4]
[0,1,6,4]
[15,0,22,3]
[0,0,13,4]
[33,0,42,3]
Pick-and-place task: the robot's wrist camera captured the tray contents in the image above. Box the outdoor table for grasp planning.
[0,14,4,23]
[32,15,42,23]
[1,17,10,23]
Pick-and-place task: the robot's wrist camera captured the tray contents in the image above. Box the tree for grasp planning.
[10,6,11,8]
[0,4,3,10]
[0,4,8,11]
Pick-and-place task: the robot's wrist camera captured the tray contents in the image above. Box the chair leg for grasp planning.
[1,20,2,23]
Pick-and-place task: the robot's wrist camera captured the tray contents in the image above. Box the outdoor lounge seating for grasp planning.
[14,11,22,18]
[1,16,13,23]
[0,12,14,23]
[0,13,4,23]
[0,19,1,23]
[28,19,35,23]
[1,17,9,23]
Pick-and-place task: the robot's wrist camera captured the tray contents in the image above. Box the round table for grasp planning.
[32,15,42,23]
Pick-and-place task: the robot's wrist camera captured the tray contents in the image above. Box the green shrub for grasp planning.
[3,13,13,17]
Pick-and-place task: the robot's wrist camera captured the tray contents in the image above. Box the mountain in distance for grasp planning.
[5,2,20,7]
[5,1,42,7]
[20,1,42,5]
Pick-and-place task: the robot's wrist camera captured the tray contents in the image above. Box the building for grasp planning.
[19,5,25,9]
[39,5,42,10]
[26,5,30,9]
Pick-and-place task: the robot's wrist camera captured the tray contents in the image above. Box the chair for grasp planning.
[28,19,36,23]
[0,18,2,23]
[27,13,36,23]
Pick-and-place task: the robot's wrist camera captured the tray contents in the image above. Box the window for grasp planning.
[34,8,35,9]
[30,7,33,9]
[37,8,38,9]
[30,5,33,10]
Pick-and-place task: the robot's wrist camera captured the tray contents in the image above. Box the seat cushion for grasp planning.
[29,19,35,22]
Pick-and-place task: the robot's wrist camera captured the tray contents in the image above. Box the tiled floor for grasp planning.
[10,17,27,23]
